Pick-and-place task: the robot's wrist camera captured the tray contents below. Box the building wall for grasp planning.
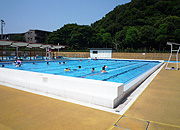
[25,30,36,43]
[24,30,51,43]
[90,50,112,58]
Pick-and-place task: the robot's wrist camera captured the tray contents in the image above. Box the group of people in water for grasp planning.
[38,59,108,73]
[1,58,108,73]
[63,59,107,73]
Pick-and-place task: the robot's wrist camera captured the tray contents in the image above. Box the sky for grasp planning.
[0,0,131,34]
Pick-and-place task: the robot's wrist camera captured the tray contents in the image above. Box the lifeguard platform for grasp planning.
[165,42,180,70]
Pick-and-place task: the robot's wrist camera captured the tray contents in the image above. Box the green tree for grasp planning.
[102,33,112,48]
[46,24,95,50]
[11,34,25,42]
[124,27,139,49]
[139,25,156,51]
[155,24,169,51]
[114,26,129,50]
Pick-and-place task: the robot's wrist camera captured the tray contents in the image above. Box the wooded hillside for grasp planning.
[46,0,180,51]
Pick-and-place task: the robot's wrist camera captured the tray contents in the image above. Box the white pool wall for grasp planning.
[0,68,124,108]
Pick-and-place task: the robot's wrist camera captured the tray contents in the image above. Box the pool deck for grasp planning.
[0,63,180,130]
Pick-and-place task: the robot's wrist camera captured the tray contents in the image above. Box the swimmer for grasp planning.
[15,63,21,67]
[115,60,117,62]
[104,65,107,68]
[78,66,81,69]
[64,68,70,71]
[59,62,61,65]
[1,64,5,67]
[101,67,107,73]
[33,62,35,64]
[47,62,49,65]
[79,59,82,62]
[91,68,95,72]
[63,62,65,64]
[94,57,98,61]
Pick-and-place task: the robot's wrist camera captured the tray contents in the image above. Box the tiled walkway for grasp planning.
[0,64,180,130]
[111,64,180,130]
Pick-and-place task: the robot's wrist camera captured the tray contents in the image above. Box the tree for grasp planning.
[102,33,112,48]
[114,26,129,50]
[96,29,112,48]
[124,27,139,49]
[139,25,156,51]
[11,34,25,42]
[46,24,95,50]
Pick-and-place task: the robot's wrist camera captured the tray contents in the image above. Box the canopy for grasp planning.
[11,42,29,47]
[27,43,43,48]
[0,40,66,49]
[0,41,13,46]
[53,45,65,49]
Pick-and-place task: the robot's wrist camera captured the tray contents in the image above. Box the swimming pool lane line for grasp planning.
[80,62,139,78]
[106,62,141,73]
[103,63,149,81]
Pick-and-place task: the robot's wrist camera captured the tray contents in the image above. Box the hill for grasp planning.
[91,0,180,51]
[46,0,180,51]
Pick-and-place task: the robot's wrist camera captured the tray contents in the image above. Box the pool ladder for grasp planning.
[165,42,180,70]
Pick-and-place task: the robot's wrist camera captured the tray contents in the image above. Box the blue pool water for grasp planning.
[0,59,161,84]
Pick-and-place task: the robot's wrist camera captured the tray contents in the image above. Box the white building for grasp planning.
[89,48,112,59]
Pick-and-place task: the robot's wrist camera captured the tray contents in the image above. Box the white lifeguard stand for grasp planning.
[165,42,180,70]
[46,47,53,60]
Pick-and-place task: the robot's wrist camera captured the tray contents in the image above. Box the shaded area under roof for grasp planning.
[0,40,66,49]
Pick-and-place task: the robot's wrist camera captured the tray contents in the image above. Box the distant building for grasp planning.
[24,29,51,43]
[2,29,51,43]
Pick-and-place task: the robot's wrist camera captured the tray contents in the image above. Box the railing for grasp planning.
[165,42,180,70]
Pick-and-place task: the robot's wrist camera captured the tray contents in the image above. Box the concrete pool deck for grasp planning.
[0,63,180,130]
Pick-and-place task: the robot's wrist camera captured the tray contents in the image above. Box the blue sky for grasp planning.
[0,0,131,34]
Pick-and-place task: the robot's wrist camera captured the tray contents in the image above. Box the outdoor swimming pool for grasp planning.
[0,59,163,108]
[1,59,161,85]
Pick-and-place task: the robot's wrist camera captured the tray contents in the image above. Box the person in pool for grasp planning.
[64,68,70,71]
[59,62,61,65]
[15,62,21,67]
[91,68,95,72]
[79,59,82,62]
[63,62,65,64]
[47,62,49,65]
[101,67,107,73]
[1,64,5,67]
[78,66,81,69]
[104,65,108,68]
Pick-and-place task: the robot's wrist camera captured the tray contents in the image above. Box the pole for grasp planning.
[30,48,31,60]
[1,46,3,61]
[58,43,59,57]
[34,48,35,60]
[16,47,18,60]
[1,20,5,40]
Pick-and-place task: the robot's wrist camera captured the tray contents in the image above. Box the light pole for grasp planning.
[1,19,5,40]
[58,43,59,57]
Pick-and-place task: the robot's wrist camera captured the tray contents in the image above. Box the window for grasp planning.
[93,51,98,54]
